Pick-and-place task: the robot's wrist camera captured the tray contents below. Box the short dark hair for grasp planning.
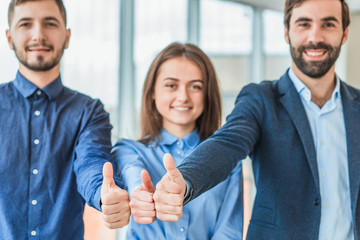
[139,42,222,144]
[284,0,350,31]
[8,0,67,26]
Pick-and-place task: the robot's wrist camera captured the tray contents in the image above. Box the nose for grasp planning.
[176,85,190,102]
[31,23,46,42]
[308,24,325,44]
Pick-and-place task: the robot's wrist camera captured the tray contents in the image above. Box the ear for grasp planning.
[64,28,71,49]
[6,29,14,50]
[341,27,349,45]
[284,27,290,44]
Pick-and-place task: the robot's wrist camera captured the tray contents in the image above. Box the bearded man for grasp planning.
[0,0,130,239]
[152,1,360,240]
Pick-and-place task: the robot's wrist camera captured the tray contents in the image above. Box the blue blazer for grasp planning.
[178,70,360,239]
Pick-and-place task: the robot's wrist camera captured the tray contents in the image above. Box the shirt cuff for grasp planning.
[94,186,102,211]
[183,179,193,205]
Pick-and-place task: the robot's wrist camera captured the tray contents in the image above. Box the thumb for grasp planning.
[141,169,155,193]
[163,153,181,179]
[101,162,115,196]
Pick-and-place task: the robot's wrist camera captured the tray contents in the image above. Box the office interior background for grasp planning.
[1,0,360,239]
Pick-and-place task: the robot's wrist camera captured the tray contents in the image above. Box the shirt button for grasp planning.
[177,151,181,154]
[32,200,37,205]
[36,90,42,96]
[34,139,40,145]
[31,230,36,236]
[322,172,326,177]
[33,169,39,175]
[324,203,328,208]
[34,111,41,116]
[177,141,180,145]
[180,227,185,232]
[320,140,325,145]
[324,237,328,240]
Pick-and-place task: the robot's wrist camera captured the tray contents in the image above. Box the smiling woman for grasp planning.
[153,56,205,139]
[111,42,243,240]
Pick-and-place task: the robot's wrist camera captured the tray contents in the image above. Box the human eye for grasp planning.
[165,83,177,89]
[45,21,58,27]
[18,22,31,28]
[190,83,203,91]
[323,22,335,28]
[298,22,309,28]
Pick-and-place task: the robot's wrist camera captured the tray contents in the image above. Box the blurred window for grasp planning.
[134,0,188,111]
[263,9,289,55]
[200,0,253,120]
[200,0,253,55]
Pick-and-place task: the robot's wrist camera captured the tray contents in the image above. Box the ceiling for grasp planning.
[231,0,360,13]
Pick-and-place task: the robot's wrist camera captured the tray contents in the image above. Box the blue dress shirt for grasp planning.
[112,129,243,240]
[289,68,354,240]
[0,72,122,239]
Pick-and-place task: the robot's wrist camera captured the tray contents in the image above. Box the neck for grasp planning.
[163,124,195,139]
[292,63,336,108]
[19,64,60,89]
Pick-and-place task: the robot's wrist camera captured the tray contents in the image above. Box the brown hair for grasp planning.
[8,0,67,26]
[284,0,350,31]
[139,42,222,144]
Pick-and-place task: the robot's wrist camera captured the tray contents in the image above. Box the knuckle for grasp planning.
[131,208,139,216]
[102,214,111,222]
[102,208,110,215]
[129,200,136,208]
[176,197,184,205]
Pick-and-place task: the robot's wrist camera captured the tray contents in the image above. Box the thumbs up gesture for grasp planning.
[129,169,156,224]
[101,162,130,229]
[153,153,186,222]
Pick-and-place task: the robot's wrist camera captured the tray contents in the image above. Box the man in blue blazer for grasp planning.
[151,0,359,239]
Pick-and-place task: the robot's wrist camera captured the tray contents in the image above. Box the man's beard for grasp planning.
[289,38,343,78]
[13,41,66,72]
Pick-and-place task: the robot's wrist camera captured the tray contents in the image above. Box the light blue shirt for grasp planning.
[112,129,243,240]
[289,68,354,240]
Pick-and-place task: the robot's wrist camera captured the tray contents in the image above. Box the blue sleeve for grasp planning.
[211,161,243,240]
[112,140,146,195]
[73,99,124,211]
[178,83,263,201]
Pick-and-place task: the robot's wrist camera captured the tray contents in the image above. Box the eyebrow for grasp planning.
[16,16,61,25]
[43,17,61,23]
[294,16,340,24]
[321,16,340,23]
[163,78,204,83]
[16,17,33,25]
[294,17,312,23]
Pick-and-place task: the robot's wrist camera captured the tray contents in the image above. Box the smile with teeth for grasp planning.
[304,50,326,57]
[172,106,191,111]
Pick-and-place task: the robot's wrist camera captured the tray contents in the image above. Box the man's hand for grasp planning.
[153,153,186,222]
[101,162,130,229]
[129,169,156,224]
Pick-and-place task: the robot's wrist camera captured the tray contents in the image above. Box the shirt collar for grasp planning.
[288,67,340,103]
[157,128,200,148]
[13,71,64,101]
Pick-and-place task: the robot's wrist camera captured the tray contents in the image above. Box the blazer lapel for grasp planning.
[278,72,319,191]
[341,82,360,214]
